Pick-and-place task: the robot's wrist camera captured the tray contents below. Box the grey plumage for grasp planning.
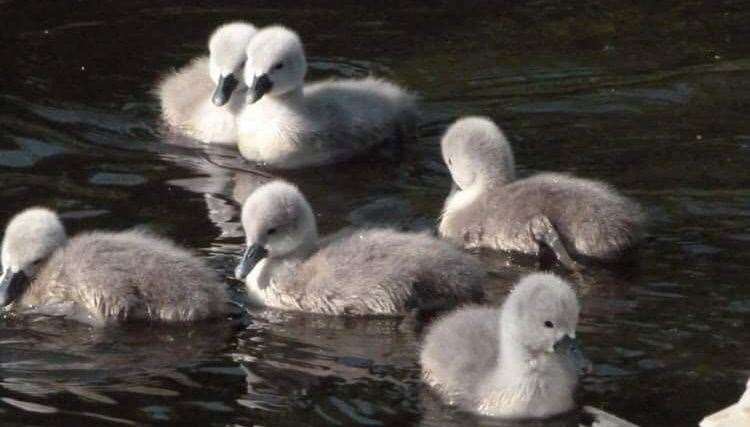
[236,181,485,315]
[420,273,582,419]
[0,208,230,325]
[439,116,645,265]
[237,26,418,169]
[157,22,256,144]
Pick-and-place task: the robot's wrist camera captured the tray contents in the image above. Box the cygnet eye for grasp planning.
[447,158,453,166]
[273,62,284,70]
[267,227,277,236]
[31,258,44,266]
[544,320,554,328]
[239,59,247,69]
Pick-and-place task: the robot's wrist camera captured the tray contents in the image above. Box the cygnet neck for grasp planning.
[497,310,537,380]
[292,238,318,260]
[272,227,318,262]
[460,174,509,197]
[268,86,304,104]
[482,167,515,188]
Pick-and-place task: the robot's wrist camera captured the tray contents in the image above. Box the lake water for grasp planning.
[1,1,749,426]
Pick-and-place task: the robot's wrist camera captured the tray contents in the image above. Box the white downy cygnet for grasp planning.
[420,273,585,419]
[158,21,257,144]
[439,116,646,271]
[236,26,418,169]
[234,181,485,315]
[700,378,750,427]
[0,208,230,325]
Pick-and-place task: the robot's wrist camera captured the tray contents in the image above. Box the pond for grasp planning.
[1,1,749,425]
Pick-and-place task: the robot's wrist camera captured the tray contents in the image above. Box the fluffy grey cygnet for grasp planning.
[0,208,230,325]
[236,26,418,169]
[420,273,584,419]
[234,181,485,315]
[158,21,257,144]
[438,116,645,270]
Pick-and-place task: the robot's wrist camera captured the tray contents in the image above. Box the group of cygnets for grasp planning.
[0,20,744,426]
[158,22,416,169]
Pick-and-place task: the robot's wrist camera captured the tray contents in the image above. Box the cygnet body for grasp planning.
[420,273,583,419]
[158,22,257,144]
[234,181,485,315]
[236,26,417,169]
[0,208,230,325]
[700,378,750,427]
[439,117,645,270]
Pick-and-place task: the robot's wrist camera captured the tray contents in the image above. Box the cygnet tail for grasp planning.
[157,57,214,129]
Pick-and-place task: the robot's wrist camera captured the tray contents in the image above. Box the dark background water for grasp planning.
[1,1,749,425]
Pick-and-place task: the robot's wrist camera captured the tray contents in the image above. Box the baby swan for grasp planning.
[0,208,230,325]
[439,117,645,270]
[700,377,750,427]
[236,26,418,169]
[421,273,584,419]
[234,181,485,315]
[158,21,257,144]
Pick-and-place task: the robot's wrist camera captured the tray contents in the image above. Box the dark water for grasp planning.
[1,1,749,425]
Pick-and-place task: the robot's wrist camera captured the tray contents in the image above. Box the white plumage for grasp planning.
[237,26,418,169]
[158,22,257,144]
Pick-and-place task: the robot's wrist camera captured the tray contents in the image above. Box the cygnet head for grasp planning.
[501,273,580,356]
[441,116,516,190]
[243,26,308,104]
[208,21,257,106]
[0,208,67,306]
[235,181,317,280]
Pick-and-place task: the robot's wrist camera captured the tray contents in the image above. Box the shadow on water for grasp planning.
[1,0,750,425]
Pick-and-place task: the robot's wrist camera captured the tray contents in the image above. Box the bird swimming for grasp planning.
[158,21,257,144]
[438,116,645,270]
[420,273,586,419]
[234,180,485,316]
[235,26,418,169]
[0,208,230,325]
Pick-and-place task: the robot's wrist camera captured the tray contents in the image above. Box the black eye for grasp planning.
[31,259,44,266]
[267,227,277,235]
[239,59,247,68]
[544,321,554,328]
[273,62,284,70]
[447,158,453,166]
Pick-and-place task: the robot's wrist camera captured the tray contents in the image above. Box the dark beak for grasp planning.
[247,74,273,104]
[0,268,28,306]
[555,335,592,376]
[235,244,269,280]
[212,73,240,106]
[448,181,461,198]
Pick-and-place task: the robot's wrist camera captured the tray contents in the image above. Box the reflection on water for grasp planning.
[1,1,750,425]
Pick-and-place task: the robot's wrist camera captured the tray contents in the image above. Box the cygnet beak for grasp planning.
[448,181,462,198]
[212,73,240,106]
[555,335,592,375]
[235,243,269,280]
[0,267,28,306]
[247,74,273,104]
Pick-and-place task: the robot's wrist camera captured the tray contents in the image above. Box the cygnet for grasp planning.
[234,181,485,315]
[0,208,230,325]
[439,116,645,270]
